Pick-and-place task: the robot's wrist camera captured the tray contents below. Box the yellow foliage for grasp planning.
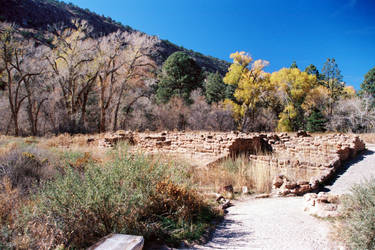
[343,85,356,98]
[223,51,274,127]
[277,113,293,132]
[271,68,317,104]
[302,85,330,116]
[230,51,252,66]
[270,68,317,131]
[277,104,297,131]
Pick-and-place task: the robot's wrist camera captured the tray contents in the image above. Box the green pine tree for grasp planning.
[306,108,327,132]
[360,66,375,99]
[204,71,226,104]
[156,51,203,104]
[290,61,298,68]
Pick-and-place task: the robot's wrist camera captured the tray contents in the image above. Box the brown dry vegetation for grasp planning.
[0,135,223,249]
[191,154,321,195]
[192,155,274,194]
[358,133,375,144]
[1,133,291,247]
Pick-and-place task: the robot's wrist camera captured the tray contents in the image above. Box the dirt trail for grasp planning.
[324,145,375,195]
[189,146,375,250]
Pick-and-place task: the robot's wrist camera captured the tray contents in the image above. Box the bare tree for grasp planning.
[110,32,157,131]
[117,79,155,130]
[94,32,155,132]
[328,95,375,132]
[23,48,50,135]
[206,103,237,131]
[47,20,98,133]
[153,97,190,130]
[188,91,236,131]
[0,24,45,135]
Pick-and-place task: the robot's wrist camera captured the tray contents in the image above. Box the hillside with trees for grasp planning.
[0,0,230,75]
[1,0,374,136]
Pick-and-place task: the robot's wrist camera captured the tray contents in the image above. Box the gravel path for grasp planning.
[192,197,331,250]
[325,145,375,195]
[189,146,375,250]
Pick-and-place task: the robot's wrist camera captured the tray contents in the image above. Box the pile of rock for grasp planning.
[304,192,341,218]
[272,175,311,196]
[98,131,134,148]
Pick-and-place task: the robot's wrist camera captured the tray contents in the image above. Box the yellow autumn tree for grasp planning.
[343,86,356,99]
[270,68,317,131]
[223,51,275,131]
[302,85,330,117]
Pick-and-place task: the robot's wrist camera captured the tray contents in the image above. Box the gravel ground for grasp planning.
[190,197,331,250]
[188,146,375,250]
[325,145,375,195]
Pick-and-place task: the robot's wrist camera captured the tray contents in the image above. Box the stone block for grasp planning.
[89,234,144,250]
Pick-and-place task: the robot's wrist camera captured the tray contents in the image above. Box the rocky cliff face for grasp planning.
[0,0,230,75]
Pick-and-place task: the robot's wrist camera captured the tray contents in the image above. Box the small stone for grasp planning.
[222,200,232,210]
[297,181,309,186]
[272,175,284,188]
[295,184,311,195]
[284,181,297,189]
[255,193,270,199]
[216,195,225,203]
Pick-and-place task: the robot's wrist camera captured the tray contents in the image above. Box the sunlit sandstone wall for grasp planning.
[250,133,365,195]
[97,131,365,195]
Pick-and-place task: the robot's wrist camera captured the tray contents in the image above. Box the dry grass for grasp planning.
[358,133,375,144]
[38,133,112,165]
[191,153,325,195]
[0,177,20,226]
[0,138,220,249]
[191,155,276,194]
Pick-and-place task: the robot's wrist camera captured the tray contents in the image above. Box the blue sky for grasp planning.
[69,0,375,89]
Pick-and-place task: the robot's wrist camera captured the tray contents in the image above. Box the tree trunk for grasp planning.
[99,105,106,133]
[78,93,88,133]
[99,84,106,133]
[112,84,125,131]
[12,112,19,136]
[25,88,37,136]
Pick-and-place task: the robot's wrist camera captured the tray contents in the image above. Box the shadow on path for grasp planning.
[320,148,374,192]
[189,218,254,249]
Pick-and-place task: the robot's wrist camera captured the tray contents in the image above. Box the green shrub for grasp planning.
[340,179,375,250]
[18,144,218,248]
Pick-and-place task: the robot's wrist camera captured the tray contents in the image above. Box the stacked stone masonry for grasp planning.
[96,131,366,196]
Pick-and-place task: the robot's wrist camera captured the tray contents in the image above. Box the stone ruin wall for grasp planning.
[96,131,366,196]
[251,133,365,195]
